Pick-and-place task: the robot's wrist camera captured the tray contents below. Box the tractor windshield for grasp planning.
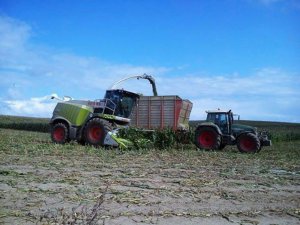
[207,113,229,133]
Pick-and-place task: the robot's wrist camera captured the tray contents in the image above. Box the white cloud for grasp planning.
[0,15,299,122]
[2,68,299,121]
[0,16,31,49]
[3,94,57,118]
[157,68,299,98]
[155,68,300,122]
[0,15,170,117]
[0,15,169,100]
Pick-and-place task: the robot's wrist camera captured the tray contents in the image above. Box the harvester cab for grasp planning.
[103,89,140,118]
[195,109,271,153]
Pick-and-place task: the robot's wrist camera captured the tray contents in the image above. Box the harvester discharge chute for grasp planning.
[110,74,158,97]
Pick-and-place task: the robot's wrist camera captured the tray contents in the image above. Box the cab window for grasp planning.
[119,96,136,118]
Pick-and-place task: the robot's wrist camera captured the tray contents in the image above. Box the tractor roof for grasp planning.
[206,109,232,114]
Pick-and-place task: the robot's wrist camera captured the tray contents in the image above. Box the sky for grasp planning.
[0,0,299,122]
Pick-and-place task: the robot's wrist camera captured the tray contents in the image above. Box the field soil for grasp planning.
[0,129,300,225]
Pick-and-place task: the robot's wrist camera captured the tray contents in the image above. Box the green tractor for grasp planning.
[50,74,157,148]
[194,110,271,153]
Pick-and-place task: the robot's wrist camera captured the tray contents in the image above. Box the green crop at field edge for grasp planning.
[0,115,50,133]
[1,115,300,143]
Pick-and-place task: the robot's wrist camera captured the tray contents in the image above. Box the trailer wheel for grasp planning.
[237,133,260,153]
[195,127,221,150]
[84,118,112,147]
[51,123,69,144]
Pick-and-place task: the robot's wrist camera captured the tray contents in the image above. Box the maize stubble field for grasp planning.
[0,116,300,225]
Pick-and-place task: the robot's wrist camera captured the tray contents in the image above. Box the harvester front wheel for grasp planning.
[237,133,260,153]
[195,127,221,150]
[84,118,112,147]
[51,123,69,144]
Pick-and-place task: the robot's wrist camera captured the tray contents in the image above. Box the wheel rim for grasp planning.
[240,137,255,152]
[88,126,103,142]
[53,127,65,142]
[198,130,215,148]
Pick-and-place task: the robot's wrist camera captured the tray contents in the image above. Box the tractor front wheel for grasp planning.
[195,127,221,150]
[237,133,260,153]
[84,118,112,147]
[51,123,69,144]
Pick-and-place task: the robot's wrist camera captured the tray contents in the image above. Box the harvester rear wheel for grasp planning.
[51,123,69,144]
[84,118,112,147]
[237,133,260,153]
[195,127,221,150]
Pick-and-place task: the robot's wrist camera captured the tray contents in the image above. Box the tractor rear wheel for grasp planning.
[195,127,221,150]
[51,123,69,144]
[84,118,112,147]
[237,133,260,153]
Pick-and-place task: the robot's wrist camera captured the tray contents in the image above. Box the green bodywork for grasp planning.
[52,102,93,126]
[231,124,257,136]
[197,121,256,137]
[51,102,123,126]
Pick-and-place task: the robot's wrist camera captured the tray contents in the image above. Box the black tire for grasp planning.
[77,139,86,146]
[83,118,112,147]
[195,126,221,150]
[218,143,226,150]
[51,123,69,144]
[237,133,260,153]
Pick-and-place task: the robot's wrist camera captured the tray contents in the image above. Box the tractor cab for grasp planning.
[206,110,233,134]
[103,89,140,118]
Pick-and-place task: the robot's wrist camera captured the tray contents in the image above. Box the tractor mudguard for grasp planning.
[235,131,255,140]
[196,122,222,135]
